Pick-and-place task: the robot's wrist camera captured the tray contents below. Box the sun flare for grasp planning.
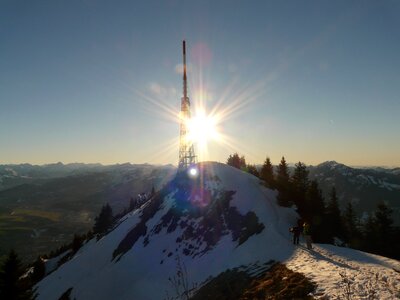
[136,42,267,165]
[187,109,220,148]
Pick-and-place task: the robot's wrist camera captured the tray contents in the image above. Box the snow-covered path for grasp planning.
[285,243,400,299]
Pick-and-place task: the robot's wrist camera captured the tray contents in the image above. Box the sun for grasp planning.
[186,109,220,148]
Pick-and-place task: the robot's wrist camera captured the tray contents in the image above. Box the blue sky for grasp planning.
[1,0,399,166]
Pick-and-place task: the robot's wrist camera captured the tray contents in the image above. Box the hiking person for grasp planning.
[297,219,304,232]
[290,225,301,245]
[303,221,312,250]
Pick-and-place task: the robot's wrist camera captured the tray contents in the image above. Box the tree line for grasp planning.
[227,153,400,260]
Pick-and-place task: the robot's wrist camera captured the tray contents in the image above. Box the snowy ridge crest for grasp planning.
[113,165,265,261]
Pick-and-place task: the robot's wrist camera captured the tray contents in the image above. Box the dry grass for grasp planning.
[191,263,316,300]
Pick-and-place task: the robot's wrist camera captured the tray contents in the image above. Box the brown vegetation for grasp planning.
[191,263,316,300]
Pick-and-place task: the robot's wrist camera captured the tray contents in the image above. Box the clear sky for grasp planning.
[1,0,399,167]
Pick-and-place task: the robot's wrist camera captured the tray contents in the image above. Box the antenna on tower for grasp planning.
[178,40,196,170]
[183,40,187,102]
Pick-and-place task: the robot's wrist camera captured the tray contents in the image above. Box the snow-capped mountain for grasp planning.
[311,161,400,191]
[308,161,400,224]
[35,162,400,299]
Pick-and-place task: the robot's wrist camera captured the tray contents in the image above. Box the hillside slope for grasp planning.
[35,162,400,299]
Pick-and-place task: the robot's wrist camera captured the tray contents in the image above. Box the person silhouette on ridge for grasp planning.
[303,221,312,250]
[290,225,301,245]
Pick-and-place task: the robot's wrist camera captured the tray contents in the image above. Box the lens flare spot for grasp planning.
[189,167,198,177]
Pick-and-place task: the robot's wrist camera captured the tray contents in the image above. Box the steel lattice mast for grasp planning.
[178,40,196,170]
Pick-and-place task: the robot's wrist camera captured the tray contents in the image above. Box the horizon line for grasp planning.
[0,160,399,169]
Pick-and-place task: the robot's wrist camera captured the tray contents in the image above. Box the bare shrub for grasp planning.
[334,270,397,300]
[165,255,197,300]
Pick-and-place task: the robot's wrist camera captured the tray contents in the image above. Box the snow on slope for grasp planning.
[35,162,400,299]
[35,162,297,299]
[285,244,400,299]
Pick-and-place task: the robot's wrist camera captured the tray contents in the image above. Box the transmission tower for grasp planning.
[178,40,197,170]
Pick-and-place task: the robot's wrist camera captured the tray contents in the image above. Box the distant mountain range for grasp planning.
[0,161,399,263]
[307,161,400,224]
[0,162,176,191]
[0,163,175,262]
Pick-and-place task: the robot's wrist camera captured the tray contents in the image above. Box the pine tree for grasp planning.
[342,201,360,247]
[305,180,327,242]
[30,257,45,284]
[291,161,309,213]
[276,156,291,207]
[246,164,259,177]
[325,187,344,241]
[276,156,289,189]
[0,250,35,300]
[72,234,83,253]
[356,202,397,259]
[226,153,246,170]
[374,201,394,256]
[226,153,241,169]
[362,213,377,253]
[239,156,246,170]
[374,201,393,235]
[260,157,275,188]
[93,204,114,236]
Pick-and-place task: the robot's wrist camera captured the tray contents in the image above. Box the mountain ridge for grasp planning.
[34,162,400,299]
